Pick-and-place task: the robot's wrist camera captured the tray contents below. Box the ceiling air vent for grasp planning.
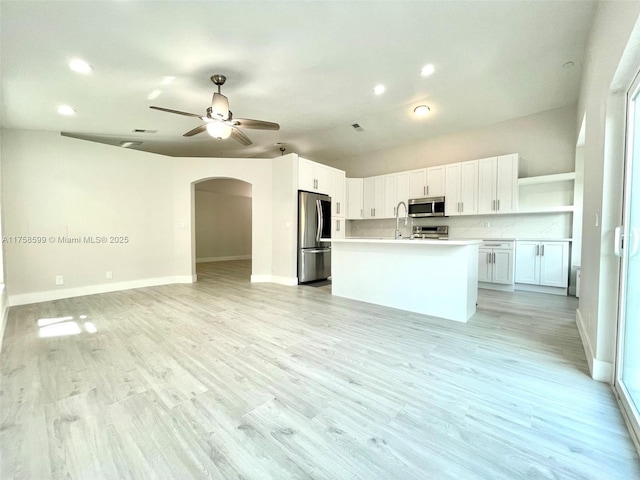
[352,123,364,132]
[132,129,157,133]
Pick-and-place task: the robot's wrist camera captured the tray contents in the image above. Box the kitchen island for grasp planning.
[331,238,481,322]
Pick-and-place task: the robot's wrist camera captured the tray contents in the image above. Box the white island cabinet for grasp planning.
[331,239,481,322]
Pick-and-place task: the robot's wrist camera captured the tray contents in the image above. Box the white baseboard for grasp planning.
[478,282,514,292]
[250,274,298,286]
[8,275,197,307]
[576,308,614,383]
[196,255,251,263]
[515,283,567,296]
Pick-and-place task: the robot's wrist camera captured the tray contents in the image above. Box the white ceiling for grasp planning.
[0,1,595,164]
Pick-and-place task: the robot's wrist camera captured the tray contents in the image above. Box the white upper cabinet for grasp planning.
[298,157,337,196]
[346,178,364,219]
[478,154,519,214]
[298,158,315,191]
[363,176,385,219]
[460,160,479,215]
[383,174,397,218]
[395,171,410,213]
[495,154,519,213]
[446,160,478,216]
[332,217,346,239]
[426,165,445,197]
[445,163,461,216]
[332,169,346,218]
[408,168,427,199]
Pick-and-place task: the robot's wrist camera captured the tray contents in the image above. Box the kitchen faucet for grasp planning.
[395,201,408,239]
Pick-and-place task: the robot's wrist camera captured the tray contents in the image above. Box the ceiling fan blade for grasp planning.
[211,93,229,120]
[230,127,252,146]
[234,118,280,130]
[150,106,202,118]
[183,125,207,137]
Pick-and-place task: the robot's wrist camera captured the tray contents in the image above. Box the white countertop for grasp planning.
[333,238,481,246]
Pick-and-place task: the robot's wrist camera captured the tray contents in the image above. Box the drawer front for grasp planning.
[481,241,514,250]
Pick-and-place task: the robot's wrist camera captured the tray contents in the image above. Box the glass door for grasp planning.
[615,69,640,439]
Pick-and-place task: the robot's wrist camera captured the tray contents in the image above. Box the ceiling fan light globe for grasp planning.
[206,122,233,140]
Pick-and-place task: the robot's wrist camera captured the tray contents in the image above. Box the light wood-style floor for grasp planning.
[1,260,639,479]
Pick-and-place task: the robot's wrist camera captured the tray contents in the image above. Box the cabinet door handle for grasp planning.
[426,185,429,195]
[493,252,496,263]
[423,186,426,195]
[541,244,545,256]
[361,209,363,218]
[461,202,464,212]
[336,219,340,232]
[337,202,340,214]
[497,199,500,211]
[536,245,540,256]
[393,207,396,216]
[487,253,491,264]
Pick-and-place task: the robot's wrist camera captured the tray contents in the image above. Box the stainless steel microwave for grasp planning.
[408,196,446,217]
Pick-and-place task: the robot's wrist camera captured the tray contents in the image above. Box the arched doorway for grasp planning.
[192,177,252,281]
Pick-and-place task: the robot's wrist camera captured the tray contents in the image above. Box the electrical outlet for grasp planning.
[484,221,490,228]
[55,275,64,286]
[106,271,113,279]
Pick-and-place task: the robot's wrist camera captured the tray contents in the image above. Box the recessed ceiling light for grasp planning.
[57,105,76,116]
[414,105,430,116]
[68,59,93,74]
[147,89,162,100]
[161,76,176,85]
[373,84,386,95]
[420,64,435,77]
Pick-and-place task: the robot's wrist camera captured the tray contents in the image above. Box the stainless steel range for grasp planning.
[412,225,449,240]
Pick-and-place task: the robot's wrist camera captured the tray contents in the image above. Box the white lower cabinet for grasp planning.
[515,240,570,294]
[332,217,346,239]
[478,240,514,290]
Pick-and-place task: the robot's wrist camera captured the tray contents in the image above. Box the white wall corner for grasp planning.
[576,308,614,383]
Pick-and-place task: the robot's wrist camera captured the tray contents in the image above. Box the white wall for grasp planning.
[1,129,280,305]
[194,180,252,262]
[575,1,640,382]
[2,130,176,304]
[0,125,7,350]
[271,153,298,284]
[333,105,577,178]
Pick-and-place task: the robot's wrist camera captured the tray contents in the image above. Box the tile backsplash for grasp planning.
[346,212,572,240]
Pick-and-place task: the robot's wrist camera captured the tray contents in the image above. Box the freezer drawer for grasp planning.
[298,248,331,283]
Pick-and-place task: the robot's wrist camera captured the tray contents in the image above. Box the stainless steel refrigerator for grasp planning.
[298,190,332,283]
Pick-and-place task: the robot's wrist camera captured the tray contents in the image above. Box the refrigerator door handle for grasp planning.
[305,248,331,253]
[316,199,323,242]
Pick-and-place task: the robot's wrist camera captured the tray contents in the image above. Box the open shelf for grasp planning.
[517,206,575,214]
[518,172,576,186]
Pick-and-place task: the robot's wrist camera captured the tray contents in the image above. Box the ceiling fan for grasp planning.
[150,74,279,146]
